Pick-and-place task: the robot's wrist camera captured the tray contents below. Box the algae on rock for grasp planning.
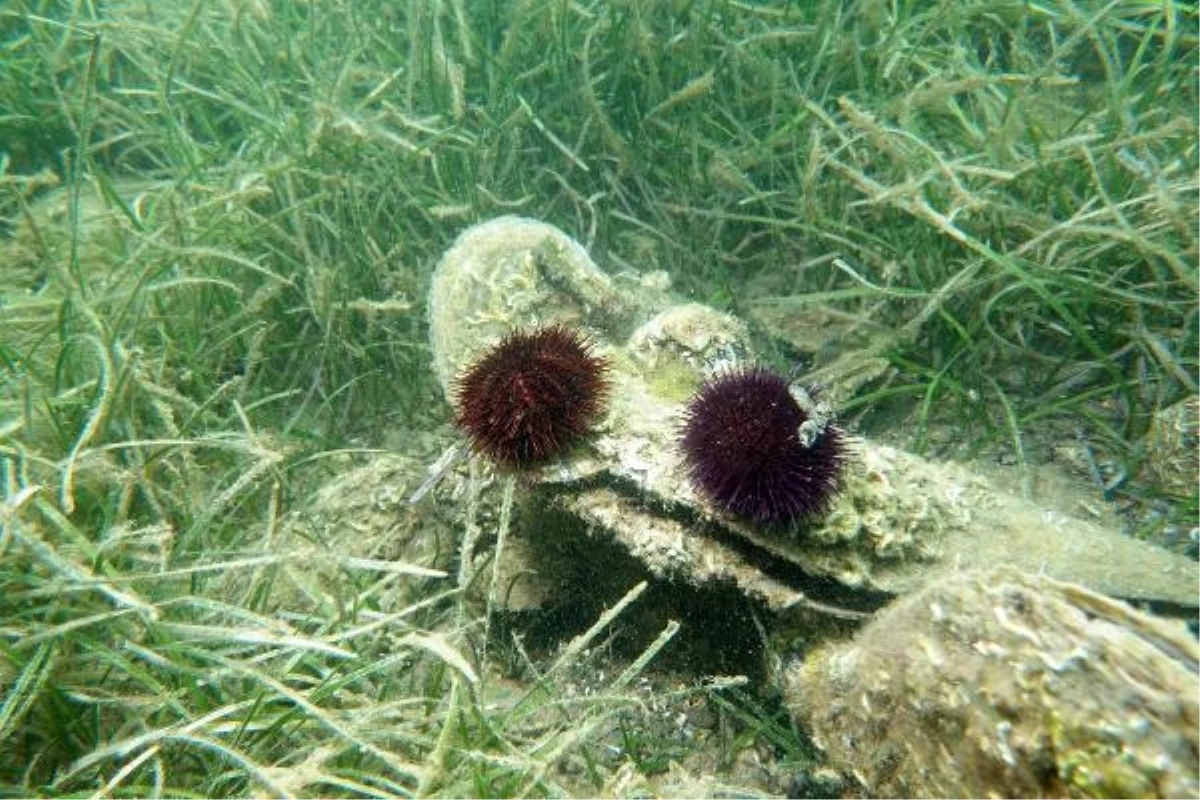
[786,569,1199,799]
[1143,395,1200,498]
[427,216,1199,621]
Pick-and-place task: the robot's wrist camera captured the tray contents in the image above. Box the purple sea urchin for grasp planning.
[680,366,845,525]
[455,325,609,467]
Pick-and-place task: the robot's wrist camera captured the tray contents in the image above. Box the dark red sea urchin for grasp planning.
[455,325,610,468]
[680,366,845,525]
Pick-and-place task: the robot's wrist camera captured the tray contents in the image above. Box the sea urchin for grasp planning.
[680,366,845,525]
[455,325,609,468]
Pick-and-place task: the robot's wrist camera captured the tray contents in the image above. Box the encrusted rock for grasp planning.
[786,569,1199,799]
[1143,396,1199,497]
[427,217,1199,618]
[427,216,623,397]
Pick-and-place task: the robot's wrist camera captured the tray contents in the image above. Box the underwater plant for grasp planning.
[454,325,610,467]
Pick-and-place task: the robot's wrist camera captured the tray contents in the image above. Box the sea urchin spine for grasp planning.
[680,366,845,525]
[454,325,609,468]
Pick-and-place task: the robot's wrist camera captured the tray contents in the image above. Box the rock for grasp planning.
[427,216,624,398]
[1143,396,1199,498]
[426,217,1199,621]
[785,569,1199,799]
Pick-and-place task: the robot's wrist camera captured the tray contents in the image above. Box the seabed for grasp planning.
[1,2,1197,797]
